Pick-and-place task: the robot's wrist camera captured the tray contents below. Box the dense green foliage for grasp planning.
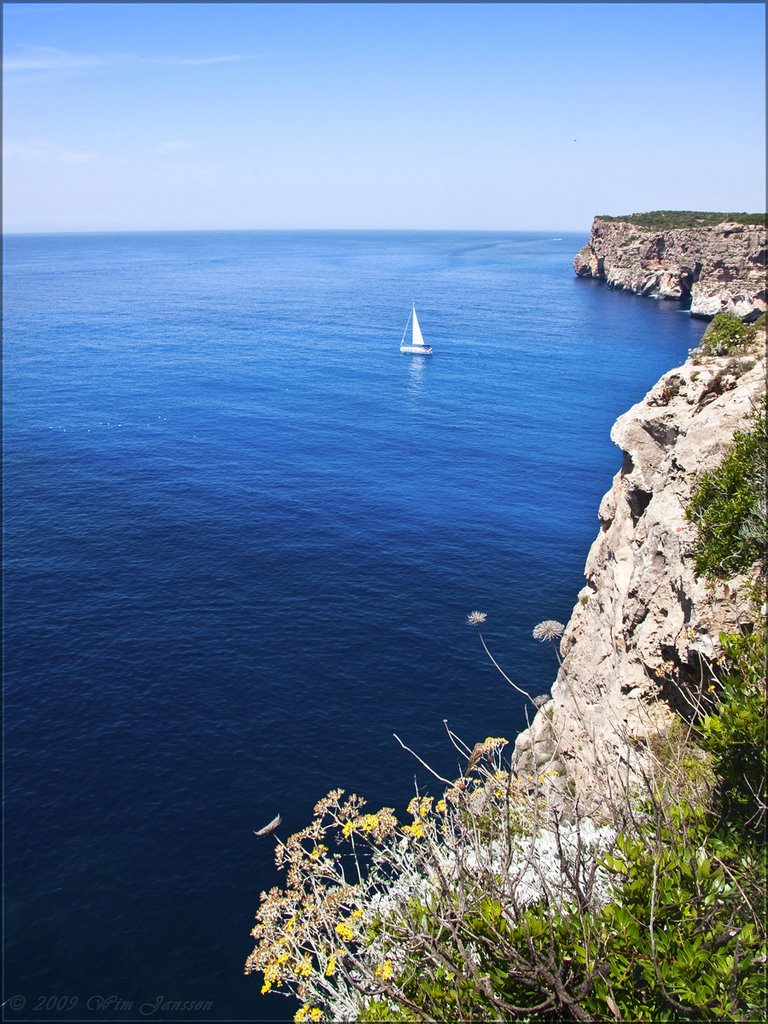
[587,817,766,1021]
[685,403,766,833]
[698,611,767,830]
[598,210,766,229]
[696,312,766,356]
[686,406,767,579]
[699,311,749,355]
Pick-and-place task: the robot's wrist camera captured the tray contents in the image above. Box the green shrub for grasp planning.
[699,312,748,356]
[686,406,767,580]
[697,606,767,831]
[584,813,767,1022]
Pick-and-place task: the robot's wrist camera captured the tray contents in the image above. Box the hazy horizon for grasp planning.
[3,220,764,238]
[3,2,766,234]
[4,226,589,236]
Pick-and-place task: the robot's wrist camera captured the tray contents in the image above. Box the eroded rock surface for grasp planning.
[513,344,766,813]
[574,218,767,320]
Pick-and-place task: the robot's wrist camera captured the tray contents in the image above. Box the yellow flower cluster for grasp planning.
[375,960,394,980]
[407,796,433,819]
[341,808,398,840]
[342,813,378,838]
[335,920,354,942]
[484,736,508,747]
[295,957,313,978]
[260,953,289,994]
[294,1005,322,1022]
[325,956,336,977]
[401,821,425,839]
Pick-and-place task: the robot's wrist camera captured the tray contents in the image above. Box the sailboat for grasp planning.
[399,305,433,355]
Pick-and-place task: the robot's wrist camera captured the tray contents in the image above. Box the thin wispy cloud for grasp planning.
[4,138,101,165]
[5,45,262,73]
[5,137,197,164]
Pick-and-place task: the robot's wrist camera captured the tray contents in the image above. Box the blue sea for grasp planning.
[3,231,706,1022]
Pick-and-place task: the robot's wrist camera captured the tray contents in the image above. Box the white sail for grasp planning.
[399,304,432,354]
[411,307,426,348]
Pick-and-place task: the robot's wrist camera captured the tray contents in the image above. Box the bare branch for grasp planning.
[392,733,454,786]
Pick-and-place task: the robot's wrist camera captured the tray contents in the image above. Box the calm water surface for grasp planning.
[3,231,706,1021]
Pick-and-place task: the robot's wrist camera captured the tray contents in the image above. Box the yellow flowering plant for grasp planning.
[245,740,569,1019]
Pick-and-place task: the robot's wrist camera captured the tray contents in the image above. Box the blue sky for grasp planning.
[3,2,766,232]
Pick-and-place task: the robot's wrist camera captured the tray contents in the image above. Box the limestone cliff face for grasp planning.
[574,218,767,320]
[513,344,765,811]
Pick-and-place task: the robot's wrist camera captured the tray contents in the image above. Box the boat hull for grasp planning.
[400,345,432,355]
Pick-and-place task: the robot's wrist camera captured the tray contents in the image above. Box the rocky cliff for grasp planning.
[574,217,767,320]
[514,335,765,812]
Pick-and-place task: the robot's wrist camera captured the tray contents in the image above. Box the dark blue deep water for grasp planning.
[3,231,706,1022]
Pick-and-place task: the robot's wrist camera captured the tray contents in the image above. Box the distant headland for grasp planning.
[574,210,767,321]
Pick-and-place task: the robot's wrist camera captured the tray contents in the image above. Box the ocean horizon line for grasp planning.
[3,226,589,238]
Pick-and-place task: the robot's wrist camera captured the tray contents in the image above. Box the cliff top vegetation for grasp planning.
[597,210,766,229]
[695,311,767,358]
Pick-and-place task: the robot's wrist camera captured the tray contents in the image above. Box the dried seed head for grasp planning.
[532,620,565,642]
[466,610,487,626]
